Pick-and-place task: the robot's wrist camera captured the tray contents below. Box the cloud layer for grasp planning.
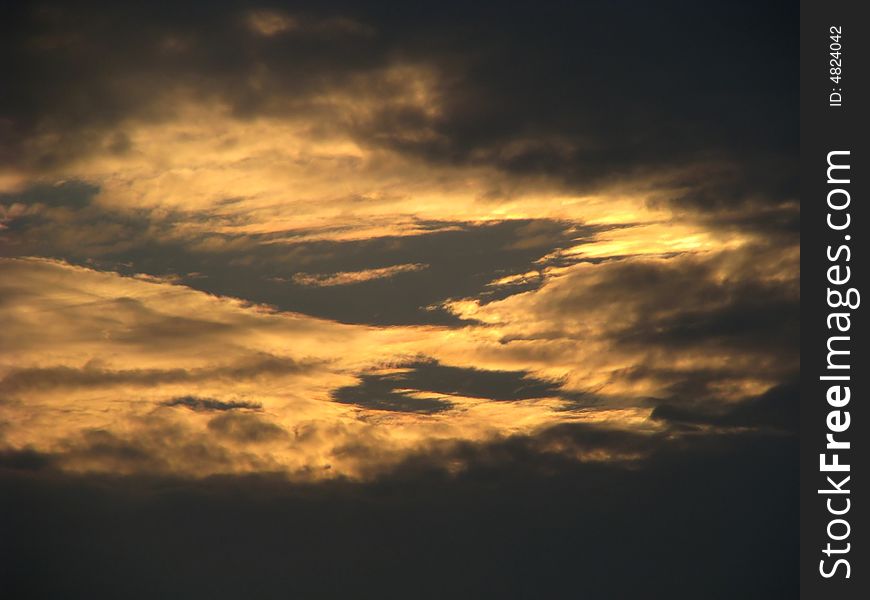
[1,1,797,594]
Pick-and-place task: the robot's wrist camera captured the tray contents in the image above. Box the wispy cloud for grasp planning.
[289,263,428,287]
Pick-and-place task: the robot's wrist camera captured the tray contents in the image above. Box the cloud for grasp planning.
[245,9,299,36]
[0,0,799,523]
[3,185,608,324]
[0,180,98,210]
[207,412,287,444]
[0,447,55,472]
[0,236,798,481]
[651,380,799,433]
[0,354,315,393]
[162,395,263,412]
[6,257,663,481]
[1,410,295,477]
[290,263,428,287]
[245,9,373,38]
[446,242,798,405]
[0,423,797,599]
[1,0,796,234]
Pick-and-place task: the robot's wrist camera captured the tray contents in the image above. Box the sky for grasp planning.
[1,1,798,597]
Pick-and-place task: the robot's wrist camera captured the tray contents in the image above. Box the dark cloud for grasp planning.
[207,412,286,443]
[495,247,800,415]
[536,247,799,361]
[332,359,575,413]
[0,180,98,209]
[162,395,263,412]
[0,424,797,599]
[608,263,799,355]
[621,365,761,407]
[651,380,799,433]
[0,447,55,472]
[1,1,386,169]
[620,290,799,351]
[66,428,165,471]
[2,1,796,227]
